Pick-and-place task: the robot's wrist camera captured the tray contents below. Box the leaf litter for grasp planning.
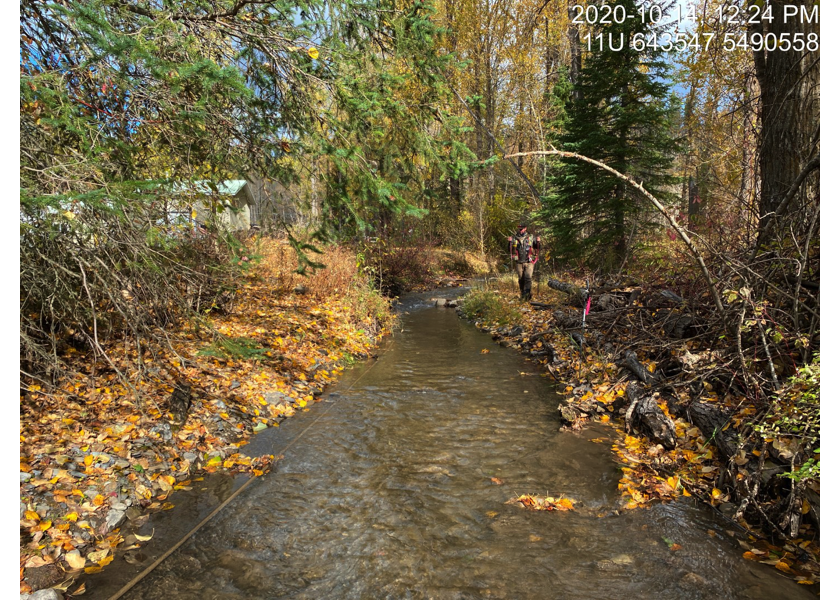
[19,241,393,594]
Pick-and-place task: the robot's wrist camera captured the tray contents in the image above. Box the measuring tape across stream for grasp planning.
[107,353,385,600]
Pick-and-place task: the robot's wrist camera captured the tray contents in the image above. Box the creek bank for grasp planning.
[455,275,820,588]
[19,242,394,595]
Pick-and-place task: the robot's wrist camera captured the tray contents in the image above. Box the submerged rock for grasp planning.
[21,590,64,600]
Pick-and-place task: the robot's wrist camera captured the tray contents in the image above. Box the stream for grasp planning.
[85,287,815,599]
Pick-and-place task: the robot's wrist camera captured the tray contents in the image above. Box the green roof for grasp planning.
[171,180,248,196]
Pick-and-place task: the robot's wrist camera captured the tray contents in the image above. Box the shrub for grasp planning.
[434,250,475,278]
[357,235,434,296]
[460,287,521,326]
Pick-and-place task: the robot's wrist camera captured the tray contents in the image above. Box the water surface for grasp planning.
[93,289,813,599]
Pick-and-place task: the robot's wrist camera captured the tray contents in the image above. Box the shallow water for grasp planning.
[89,288,814,600]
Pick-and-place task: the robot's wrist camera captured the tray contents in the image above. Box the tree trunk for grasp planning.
[751,0,819,232]
[566,6,581,99]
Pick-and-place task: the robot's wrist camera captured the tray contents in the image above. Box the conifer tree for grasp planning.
[19,0,473,375]
[541,0,681,269]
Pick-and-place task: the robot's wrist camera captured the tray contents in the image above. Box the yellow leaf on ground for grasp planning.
[87,549,109,563]
[65,550,86,569]
[775,562,796,574]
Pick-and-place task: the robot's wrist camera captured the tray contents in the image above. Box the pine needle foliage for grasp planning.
[20,0,473,379]
[541,0,682,270]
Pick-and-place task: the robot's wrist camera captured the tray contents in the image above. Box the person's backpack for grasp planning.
[515,234,532,263]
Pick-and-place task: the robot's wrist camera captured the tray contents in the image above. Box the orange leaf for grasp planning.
[775,562,795,574]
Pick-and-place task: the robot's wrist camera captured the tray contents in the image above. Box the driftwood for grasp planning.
[687,401,740,460]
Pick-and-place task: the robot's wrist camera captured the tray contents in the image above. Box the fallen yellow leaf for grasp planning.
[65,550,85,569]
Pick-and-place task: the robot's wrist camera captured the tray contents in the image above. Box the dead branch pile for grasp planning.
[543,274,819,541]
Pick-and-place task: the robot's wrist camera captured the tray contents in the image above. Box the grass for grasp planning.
[198,336,272,360]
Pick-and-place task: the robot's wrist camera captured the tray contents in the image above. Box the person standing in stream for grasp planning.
[508,223,540,301]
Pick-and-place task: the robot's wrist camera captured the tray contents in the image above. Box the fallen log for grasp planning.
[687,401,740,460]
[661,311,695,339]
[630,395,677,449]
[552,309,578,329]
[547,279,587,307]
[529,301,554,310]
[598,293,623,311]
[623,382,677,449]
[623,350,654,384]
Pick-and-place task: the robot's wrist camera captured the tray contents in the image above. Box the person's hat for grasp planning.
[518,222,528,229]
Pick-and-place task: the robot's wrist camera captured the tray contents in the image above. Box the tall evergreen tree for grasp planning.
[19,0,472,375]
[541,0,681,269]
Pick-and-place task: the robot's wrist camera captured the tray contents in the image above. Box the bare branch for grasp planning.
[506,149,725,312]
